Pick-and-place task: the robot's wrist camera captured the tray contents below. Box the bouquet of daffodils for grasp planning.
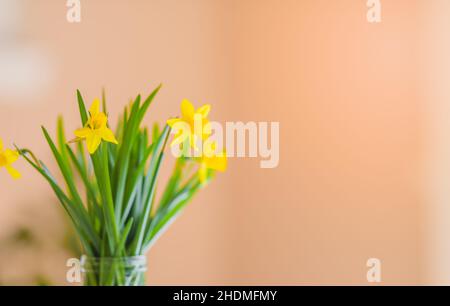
[1,85,226,285]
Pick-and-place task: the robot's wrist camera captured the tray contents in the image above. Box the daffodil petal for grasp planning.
[181,99,195,120]
[89,99,101,117]
[204,153,227,172]
[4,149,19,164]
[99,127,118,144]
[5,165,21,179]
[197,104,211,118]
[0,138,3,151]
[74,127,91,139]
[95,113,108,128]
[167,118,181,128]
[86,134,102,154]
[199,163,208,184]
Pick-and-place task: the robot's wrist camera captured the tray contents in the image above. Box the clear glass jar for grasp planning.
[80,255,147,286]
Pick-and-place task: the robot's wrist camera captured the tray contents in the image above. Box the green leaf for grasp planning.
[42,126,83,207]
[143,182,201,252]
[77,89,88,126]
[65,144,99,210]
[102,87,108,115]
[120,143,154,227]
[130,125,170,255]
[90,143,120,253]
[113,95,141,221]
[159,158,184,209]
[17,147,100,255]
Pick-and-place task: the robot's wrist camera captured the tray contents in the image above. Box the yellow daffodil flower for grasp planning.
[167,99,227,182]
[198,142,227,183]
[72,99,118,154]
[0,138,21,179]
[167,99,211,150]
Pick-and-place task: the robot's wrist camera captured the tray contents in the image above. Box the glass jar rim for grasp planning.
[81,255,147,262]
[80,255,147,272]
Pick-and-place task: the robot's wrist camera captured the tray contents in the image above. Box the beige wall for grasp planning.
[0,0,447,285]
[423,0,450,285]
[227,0,423,285]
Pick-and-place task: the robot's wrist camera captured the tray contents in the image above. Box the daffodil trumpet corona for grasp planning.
[11,86,226,286]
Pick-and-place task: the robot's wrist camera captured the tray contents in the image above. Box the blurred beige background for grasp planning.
[1,0,450,285]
